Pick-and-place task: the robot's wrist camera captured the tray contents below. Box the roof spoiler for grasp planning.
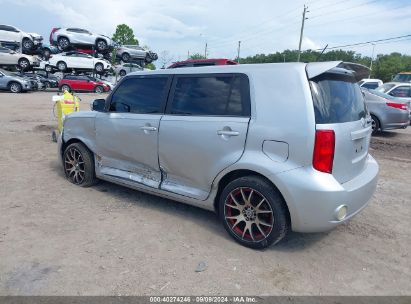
[306,61,370,82]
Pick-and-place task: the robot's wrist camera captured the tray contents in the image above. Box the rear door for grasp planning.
[310,69,371,183]
[158,73,251,200]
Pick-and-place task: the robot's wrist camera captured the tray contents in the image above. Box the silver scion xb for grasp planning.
[58,62,379,249]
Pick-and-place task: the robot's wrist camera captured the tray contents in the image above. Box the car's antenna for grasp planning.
[316,44,328,62]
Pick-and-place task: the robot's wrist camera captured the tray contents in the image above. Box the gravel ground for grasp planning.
[0,91,410,296]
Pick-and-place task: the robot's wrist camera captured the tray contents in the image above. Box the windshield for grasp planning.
[375,83,396,93]
[310,72,367,124]
[0,68,13,76]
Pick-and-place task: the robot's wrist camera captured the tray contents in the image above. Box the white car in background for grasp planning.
[0,24,43,51]
[0,46,40,69]
[375,82,411,100]
[50,28,113,53]
[46,51,111,73]
[358,78,383,90]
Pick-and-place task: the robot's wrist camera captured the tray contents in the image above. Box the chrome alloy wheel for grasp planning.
[64,147,85,184]
[224,187,274,242]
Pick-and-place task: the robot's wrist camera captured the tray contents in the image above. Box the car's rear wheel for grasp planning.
[121,53,130,62]
[58,37,70,50]
[45,65,52,72]
[63,142,97,187]
[61,84,71,92]
[9,82,22,93]
[119,69,126,77]
[44,81,51,89]
[96,39,107,52]
[57,61,67,72]
[145,54,153,64]
[18,58,30,70]
[95,63,104,73]
[94,85,104,93]
[219,176,289,249]
[22,38,34,51]
[371,114,380,135]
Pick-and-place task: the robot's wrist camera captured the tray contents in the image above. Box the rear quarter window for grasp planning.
[310,73,367,124]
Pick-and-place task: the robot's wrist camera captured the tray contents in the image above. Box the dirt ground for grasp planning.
[0,90,410,296]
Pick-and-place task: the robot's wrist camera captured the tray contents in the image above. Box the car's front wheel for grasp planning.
[63,142,97,187]
[121,53,130,62]
[95,63,104,73]
[94,85,104,93]
[219,176,289,249]
[57,61,67,72]
[58,37,70,50]
[9,82,22,93]
[18,58,30,70]
[96,39,107,52]
[22,38,34,51]
[60,84,71,92]
[119,70,126,77]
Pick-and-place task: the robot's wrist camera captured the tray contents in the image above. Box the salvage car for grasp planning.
[50,28,113,53]
[59,75,110,93]
[18,72,58,89]
[358,78,383,90]
[0,24,42,51]
[58,61,379,249]
[0,46,40,69]
[363,89,410,134]
[0,68,35,92]
[47,51,111,73]
[116,45,158,63]
[114,62,143,77]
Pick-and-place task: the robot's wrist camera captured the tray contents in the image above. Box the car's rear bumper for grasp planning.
[274,154,379,233]
[382,121,409,130]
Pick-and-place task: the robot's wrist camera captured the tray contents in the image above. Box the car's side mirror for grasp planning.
[91,99,106,112]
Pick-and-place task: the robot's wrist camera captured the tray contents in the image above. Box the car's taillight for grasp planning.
[386,102,408,111]
[313,130,335,174]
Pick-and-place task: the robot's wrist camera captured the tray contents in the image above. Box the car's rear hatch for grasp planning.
[307,62,372,184]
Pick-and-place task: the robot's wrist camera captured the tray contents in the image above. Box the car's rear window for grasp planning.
[310,72,367,124]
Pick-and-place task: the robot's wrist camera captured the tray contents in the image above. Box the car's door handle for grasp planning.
[140,126,157,132]
[217,130,239,136]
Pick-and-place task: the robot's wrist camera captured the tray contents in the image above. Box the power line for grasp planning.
[309,0,381,19]
[315,34,411,51]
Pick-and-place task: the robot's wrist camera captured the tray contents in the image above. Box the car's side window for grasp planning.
[389,86,411,98]
[168,74,250,117]
[109,77,169,114]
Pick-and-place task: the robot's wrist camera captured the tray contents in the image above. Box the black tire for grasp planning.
[219,176,289,249]
[18,58,30,70]
[95,63,104,73]
[45,65,52,72]
[58,37,70,50]
[94,85,104,93]
[22,38,34,51]
[63,142,97,187]
[44,81,51,89]
[60,84,71,92]
[96,39,107,52]
[121,53,130,62]
[119,69,126,77]
[57,61,67,72]
[9,82,22,93]
[371,114,380,135]
[145,54,153,64]
[43,48,51,59]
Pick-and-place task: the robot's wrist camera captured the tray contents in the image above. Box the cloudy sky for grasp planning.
[1,0,410,64]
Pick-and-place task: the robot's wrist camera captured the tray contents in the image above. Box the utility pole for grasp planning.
[187,50,190,59]
[297,5,308,62]
[369,43,376,78]
[204,42,207,58]
[237,41,241,63]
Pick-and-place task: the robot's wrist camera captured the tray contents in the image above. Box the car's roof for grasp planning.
[383,82,411,86]
[361,78,382,82]
[397,72,411,74]
[130,61,361,76]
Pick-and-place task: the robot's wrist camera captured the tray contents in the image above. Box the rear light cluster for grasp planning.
[386,102,408,111]
[313,130,335,174]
